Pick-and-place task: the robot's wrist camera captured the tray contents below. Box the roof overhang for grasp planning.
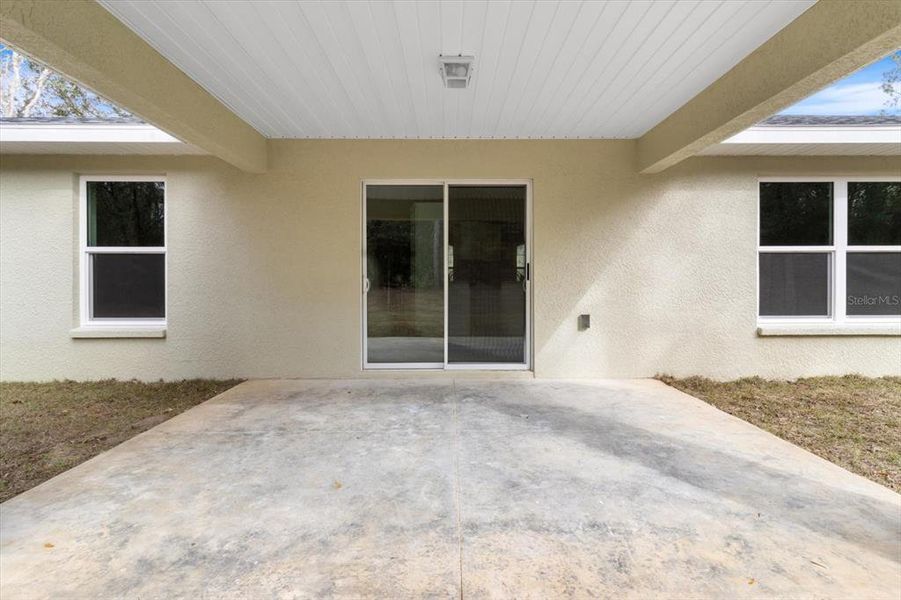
[637,0,901,172]
[1,1,899,172]
[0,121,207,155]
[700,124,901,156]
[0,0,266,171]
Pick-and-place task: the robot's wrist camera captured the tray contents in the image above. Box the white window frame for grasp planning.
[758,176,901,330]
[78,175,167,330]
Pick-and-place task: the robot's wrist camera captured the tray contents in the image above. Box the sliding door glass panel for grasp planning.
[366,185,444,364]
[448,186,526,364]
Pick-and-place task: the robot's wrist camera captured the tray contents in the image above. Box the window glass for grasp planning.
[848,182,901,246]
[447,186,526,364]
[87,181,164,247]
[91,253,165,318]
[846,252,901,316]
[365,185,444,363]
[759,253,830,316]
[760,182,833,246]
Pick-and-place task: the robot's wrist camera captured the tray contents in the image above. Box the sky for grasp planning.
[780,53,899,116]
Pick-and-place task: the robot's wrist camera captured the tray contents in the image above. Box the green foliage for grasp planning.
[0,44,131,119]
[881,50,901,115]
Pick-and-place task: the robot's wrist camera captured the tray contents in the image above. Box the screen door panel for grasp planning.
[447,185,527,364]
[365,185,444,364]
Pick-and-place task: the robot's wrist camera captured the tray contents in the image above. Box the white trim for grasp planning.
[847,245,901,252]
[360,180,366,370]
[78,175,167,330]
[758,324,900,337]
[84,246,166,254]
[723,125,901,145]
[445,363,531,371]
[0,122,183,144]
[758,246,834,253]
[70,326,166,339]
[757,177,901,331]
[361,179,533,371]
[364,362,446,370]
[443,181,449,368]
[834,181,848,323]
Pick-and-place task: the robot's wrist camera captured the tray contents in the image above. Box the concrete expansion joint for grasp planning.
[450,378,465,599]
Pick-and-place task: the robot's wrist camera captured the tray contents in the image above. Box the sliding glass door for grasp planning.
[447,185,527,365]
[363,181,529,369]
[364,185,445,366]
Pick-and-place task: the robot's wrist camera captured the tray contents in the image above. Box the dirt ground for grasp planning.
[0,379,241,502]
[659,374,901,492]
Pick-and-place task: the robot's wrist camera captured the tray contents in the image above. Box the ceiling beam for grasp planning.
[636,0,901,174]
[0,0,267,172]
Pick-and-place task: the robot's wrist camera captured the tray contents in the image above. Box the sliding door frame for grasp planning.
[361,179,532,371]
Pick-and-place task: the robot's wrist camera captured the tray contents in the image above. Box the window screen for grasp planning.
[92,254,165,318]
[846,252,901,316]
[759,253,830,317]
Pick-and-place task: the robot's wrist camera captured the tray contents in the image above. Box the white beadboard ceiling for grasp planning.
[98,0,815,140]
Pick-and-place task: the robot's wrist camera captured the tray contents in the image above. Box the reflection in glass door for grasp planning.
[363,182,529,369]
[448,186,527,365]
[364,185,444,366]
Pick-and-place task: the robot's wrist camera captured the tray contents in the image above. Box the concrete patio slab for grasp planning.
[1,379,899,599]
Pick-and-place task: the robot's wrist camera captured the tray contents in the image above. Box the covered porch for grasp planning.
[2,378,898,598]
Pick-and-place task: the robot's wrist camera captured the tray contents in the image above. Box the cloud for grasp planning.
[780,81,899,116]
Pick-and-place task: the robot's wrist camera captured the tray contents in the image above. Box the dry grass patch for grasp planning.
[0,379,242,502]
[658,375,901,492]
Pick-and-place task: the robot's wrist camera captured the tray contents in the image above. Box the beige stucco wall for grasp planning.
[1,141,899,381]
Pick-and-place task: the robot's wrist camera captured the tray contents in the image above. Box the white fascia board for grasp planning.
[721,125,901,145]
[0,122,185,144]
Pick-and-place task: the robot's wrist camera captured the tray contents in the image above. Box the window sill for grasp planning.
[757,324,901,337]
[70,327,167,339]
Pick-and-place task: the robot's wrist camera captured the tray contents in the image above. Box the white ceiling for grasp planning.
[98,0,815,140]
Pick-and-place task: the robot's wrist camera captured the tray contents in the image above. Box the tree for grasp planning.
[881,50,901,115]
[0,44,131,119]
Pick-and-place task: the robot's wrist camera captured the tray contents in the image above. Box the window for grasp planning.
[80,176,166,327]
[759,178,900,327]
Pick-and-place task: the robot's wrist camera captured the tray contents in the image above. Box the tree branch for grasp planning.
[2,53,24,117]
[20,67,51,117]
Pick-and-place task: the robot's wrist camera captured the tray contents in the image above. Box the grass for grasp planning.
[658,375,901,492]
[0,379,242,503]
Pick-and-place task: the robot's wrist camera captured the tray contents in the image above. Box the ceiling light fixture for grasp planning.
[439,55,474,89]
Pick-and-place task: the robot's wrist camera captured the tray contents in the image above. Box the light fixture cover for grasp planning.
[439,55,474,89]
